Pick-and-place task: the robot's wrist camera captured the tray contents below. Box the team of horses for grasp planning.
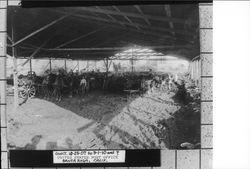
[18,70,178,102]
[40,70,104,101]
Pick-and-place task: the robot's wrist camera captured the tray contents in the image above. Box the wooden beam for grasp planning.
[134,5,151,25]
[21,38,51,66]
[12,14,71,47]
[55,26,106,48]
[109,58,180,61]
[20,22,73,50]
[71,13,172,37]
[18,46,36,50]
[67,13,179,41]
[191,55,200,61]
[21,43,40,49]
[95,6,126,28]
[36,50,166,55]
[52,9,193,42]
[80,6,194,25]
[64,10,192,36]
[7,34,14,43]
[45,45,193,51]
[112,6,140,30]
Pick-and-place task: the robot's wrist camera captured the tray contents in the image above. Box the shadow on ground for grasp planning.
[8,87,200,150]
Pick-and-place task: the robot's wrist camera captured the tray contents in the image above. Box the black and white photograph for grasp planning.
[6,3,201,150]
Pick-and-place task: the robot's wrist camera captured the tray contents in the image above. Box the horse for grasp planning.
[159,75,169,91]
[152,75,163,89]
[68,74,81,97]
[52,74,65,101]
[168,75,175,91]
[79,76,90,96]
[140,78,155,95]
[41,73,56,99]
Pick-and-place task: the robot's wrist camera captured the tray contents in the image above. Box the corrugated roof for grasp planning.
[7,4,200,60]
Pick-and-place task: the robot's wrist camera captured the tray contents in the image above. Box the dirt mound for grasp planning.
[7,84,200,149]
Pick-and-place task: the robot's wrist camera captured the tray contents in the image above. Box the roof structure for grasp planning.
[7,4,200,61]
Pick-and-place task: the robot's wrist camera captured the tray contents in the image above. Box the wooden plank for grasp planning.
[64,59,67,71]
[29,58,32,72]
[49,58,52,72]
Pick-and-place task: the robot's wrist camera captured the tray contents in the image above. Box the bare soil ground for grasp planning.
[7,88,198,150]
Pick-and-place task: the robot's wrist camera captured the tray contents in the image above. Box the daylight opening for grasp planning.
[110,46,190,74]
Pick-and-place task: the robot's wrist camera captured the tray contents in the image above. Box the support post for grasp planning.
[103,58,112,73]
[12,54,18,108]
[195,60,197,83]
[94,60,97,70]
[49,58,52,72]
[193,61,195,79]
[86,60,89,70]
[103,58,112,90]
[11,15,19,109]
[64,59,67,72]
[196,60,199,85]
[103,58,108,73]
[198,59,201,85]
[29,58,32,72]
[196,60,199,81]
[194,60,197,80]
[131,48,134,72]
[108,59,112,71]
[131,59,134,72]
[191,61,194,79]
[77,60,80,71]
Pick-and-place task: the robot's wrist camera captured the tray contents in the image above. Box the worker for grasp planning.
[80,76,87,94]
